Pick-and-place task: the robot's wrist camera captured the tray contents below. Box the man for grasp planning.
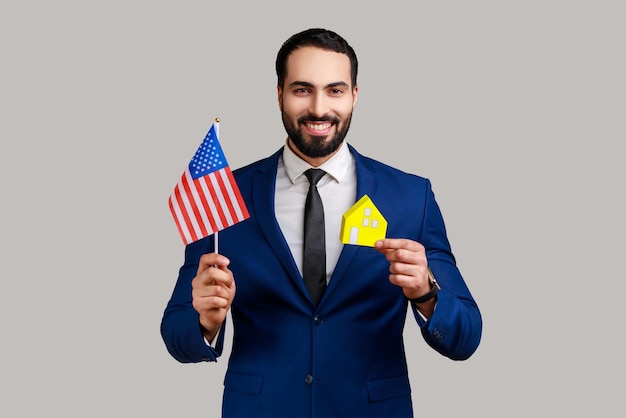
[161,28,482,417]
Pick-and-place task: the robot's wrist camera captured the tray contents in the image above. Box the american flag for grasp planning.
[169,121,249,245]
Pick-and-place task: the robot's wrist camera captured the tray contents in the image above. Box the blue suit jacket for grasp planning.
[161,144,482,418]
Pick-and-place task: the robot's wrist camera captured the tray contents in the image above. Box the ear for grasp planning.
[277,85,283,111]
[352,85,359,109]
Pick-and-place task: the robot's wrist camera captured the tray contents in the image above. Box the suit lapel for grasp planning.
[250,150,308,296]
[323,145,380,303]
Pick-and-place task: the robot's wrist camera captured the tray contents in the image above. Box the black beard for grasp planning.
[282,113,352,159]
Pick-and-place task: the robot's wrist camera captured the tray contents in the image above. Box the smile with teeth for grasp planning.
[306,122,332,132]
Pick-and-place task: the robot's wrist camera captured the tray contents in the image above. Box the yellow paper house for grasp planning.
[340,194,387,247]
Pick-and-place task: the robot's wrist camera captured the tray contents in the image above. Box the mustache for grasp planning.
[298,115,340,124]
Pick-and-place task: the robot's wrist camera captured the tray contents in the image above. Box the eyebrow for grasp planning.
[288,80,351,89]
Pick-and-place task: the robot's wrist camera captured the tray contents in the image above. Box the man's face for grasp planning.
[278,46,358,164]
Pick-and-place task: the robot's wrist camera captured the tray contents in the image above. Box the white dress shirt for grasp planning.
[275,140,357,283]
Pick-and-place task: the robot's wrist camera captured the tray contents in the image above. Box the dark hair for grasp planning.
[275,28,358,89]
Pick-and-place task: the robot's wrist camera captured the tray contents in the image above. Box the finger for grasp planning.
[375,238,423,252]
[194,281,228,298]
[193,280,234,307]
[388,273,417,288]
[387,248,424,265]
[195,268,234,290]
[198,253,230,272]
[198,253,231,272]
[388,260,421,276]
[193,293,231,313]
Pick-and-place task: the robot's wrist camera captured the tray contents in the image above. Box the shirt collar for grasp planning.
[282,140,352,184]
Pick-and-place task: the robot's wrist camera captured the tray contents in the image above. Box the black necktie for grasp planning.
[303,168,326,306]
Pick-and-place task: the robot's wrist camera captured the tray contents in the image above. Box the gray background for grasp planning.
[1,1,624,416]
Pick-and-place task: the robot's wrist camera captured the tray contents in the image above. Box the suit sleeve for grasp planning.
[160,237,226,363]
[410,180,483,360]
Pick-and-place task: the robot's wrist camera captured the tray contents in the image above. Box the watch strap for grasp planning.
[409,268,440,304]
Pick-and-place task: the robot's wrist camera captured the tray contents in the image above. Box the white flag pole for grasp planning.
[214,117,220,254]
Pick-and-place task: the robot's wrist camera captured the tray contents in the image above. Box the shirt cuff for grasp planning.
[203,324,222,348]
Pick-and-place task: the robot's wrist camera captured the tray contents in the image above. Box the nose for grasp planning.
[309,92,329,118]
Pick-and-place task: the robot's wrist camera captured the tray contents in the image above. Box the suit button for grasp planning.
[313,316,322,325]
[433,328,444,341]
[305,374,313,385]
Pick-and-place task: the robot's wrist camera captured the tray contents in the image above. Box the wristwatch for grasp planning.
[409,268,440,304]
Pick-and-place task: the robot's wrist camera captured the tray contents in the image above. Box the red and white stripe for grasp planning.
[169,166,249,245]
